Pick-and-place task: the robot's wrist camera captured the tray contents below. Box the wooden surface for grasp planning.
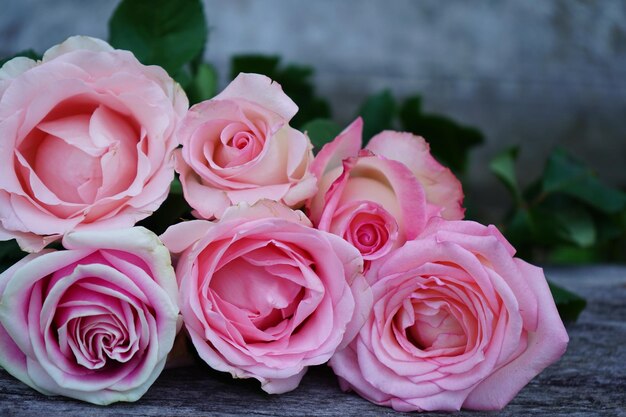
[1,266,625,416]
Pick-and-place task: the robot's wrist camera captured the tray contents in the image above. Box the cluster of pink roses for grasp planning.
[0,37,568,411]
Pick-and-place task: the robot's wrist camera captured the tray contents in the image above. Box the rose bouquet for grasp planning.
[0,2,572,412]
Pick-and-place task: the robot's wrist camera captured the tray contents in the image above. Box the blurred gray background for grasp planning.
[2,0,625,221]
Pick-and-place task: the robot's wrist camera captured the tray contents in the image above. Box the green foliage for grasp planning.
[0,49,40,67]
[301,119,342,152]
[186,62,218,104]
[491,147,626,264]
[400,96,483,174]
[230,55,331,128]
[489,147,521,203]
[231,55,280,77]
[357,90,397,142]
[548,280,587,322]
[542,149,626,214]
[0,240,26,274]
[352,92,483,175]
[109,0,207,76]
[136,178,191,236]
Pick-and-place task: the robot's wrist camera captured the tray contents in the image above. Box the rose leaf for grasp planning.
[109,0,208,75]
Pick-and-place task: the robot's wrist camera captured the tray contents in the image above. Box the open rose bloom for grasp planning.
[0,227,179,405]
[329,219,569,412]
[308,118,463,270]
[161,200,372,394]
[175,73,317,220]
[0,36,187,252]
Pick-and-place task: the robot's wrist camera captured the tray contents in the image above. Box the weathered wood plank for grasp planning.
[1,266,625,416]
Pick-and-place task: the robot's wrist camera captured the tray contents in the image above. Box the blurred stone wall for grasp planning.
[2,0,625,221]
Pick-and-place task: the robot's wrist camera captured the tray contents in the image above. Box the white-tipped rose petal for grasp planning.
[0,227,179,405]
[42,35,114,61]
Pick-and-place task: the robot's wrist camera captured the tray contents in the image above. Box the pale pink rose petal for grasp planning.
[261,369,308,394]
[0,57,38,97]
[42,35,114,61]
[463,260,569,410]
[309,117,363,181]
[283,174,318,207]
[367,131,465,220]
[215,73,298,121]
[0,219,60,253]
[176,150,231,220]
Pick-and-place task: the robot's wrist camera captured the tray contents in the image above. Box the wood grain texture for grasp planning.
[1,266,625,416]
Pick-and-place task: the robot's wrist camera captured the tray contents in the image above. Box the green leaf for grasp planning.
[109,0,207,75]
[187,62,218,104]
[302,119,342,151]
[400,95,483,174]
[499,149,626,264]
[490,147,521,203]
[277,64,330,127]
[292,97,331,129]
[173,67,193,91]
[136,193,190,236]
[230,55,280,79]
[502,208,533,247]
[548,280,586,322]
[358,90,397,142]
[552,206,597,247]
[0,49,40,67]
[548,245,602,264]
[542,148,626,214]
[594,211,626,243]
[0,240,27,274]
[169,177,183,195]
[529,201,596,248]
[279,65,314,89]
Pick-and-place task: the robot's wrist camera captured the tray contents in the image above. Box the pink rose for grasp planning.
[0,227,179,405]
[161,200,371,393]
[307,118,463,268]
[175,73,317,220]
[0,36,188,252]
[329,219,568,412]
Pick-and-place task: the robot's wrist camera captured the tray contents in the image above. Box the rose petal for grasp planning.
[215,73,298,121]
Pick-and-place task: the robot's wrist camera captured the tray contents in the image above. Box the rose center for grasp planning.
[342,206,398,261]
[213,121,264,168]
[209,244,306,336]
[231,132,252,150]
[63,313,134,369]
[54,274,142,371]
[405,301,467,352]
[18,99,139,204]
[355,223,383,248]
